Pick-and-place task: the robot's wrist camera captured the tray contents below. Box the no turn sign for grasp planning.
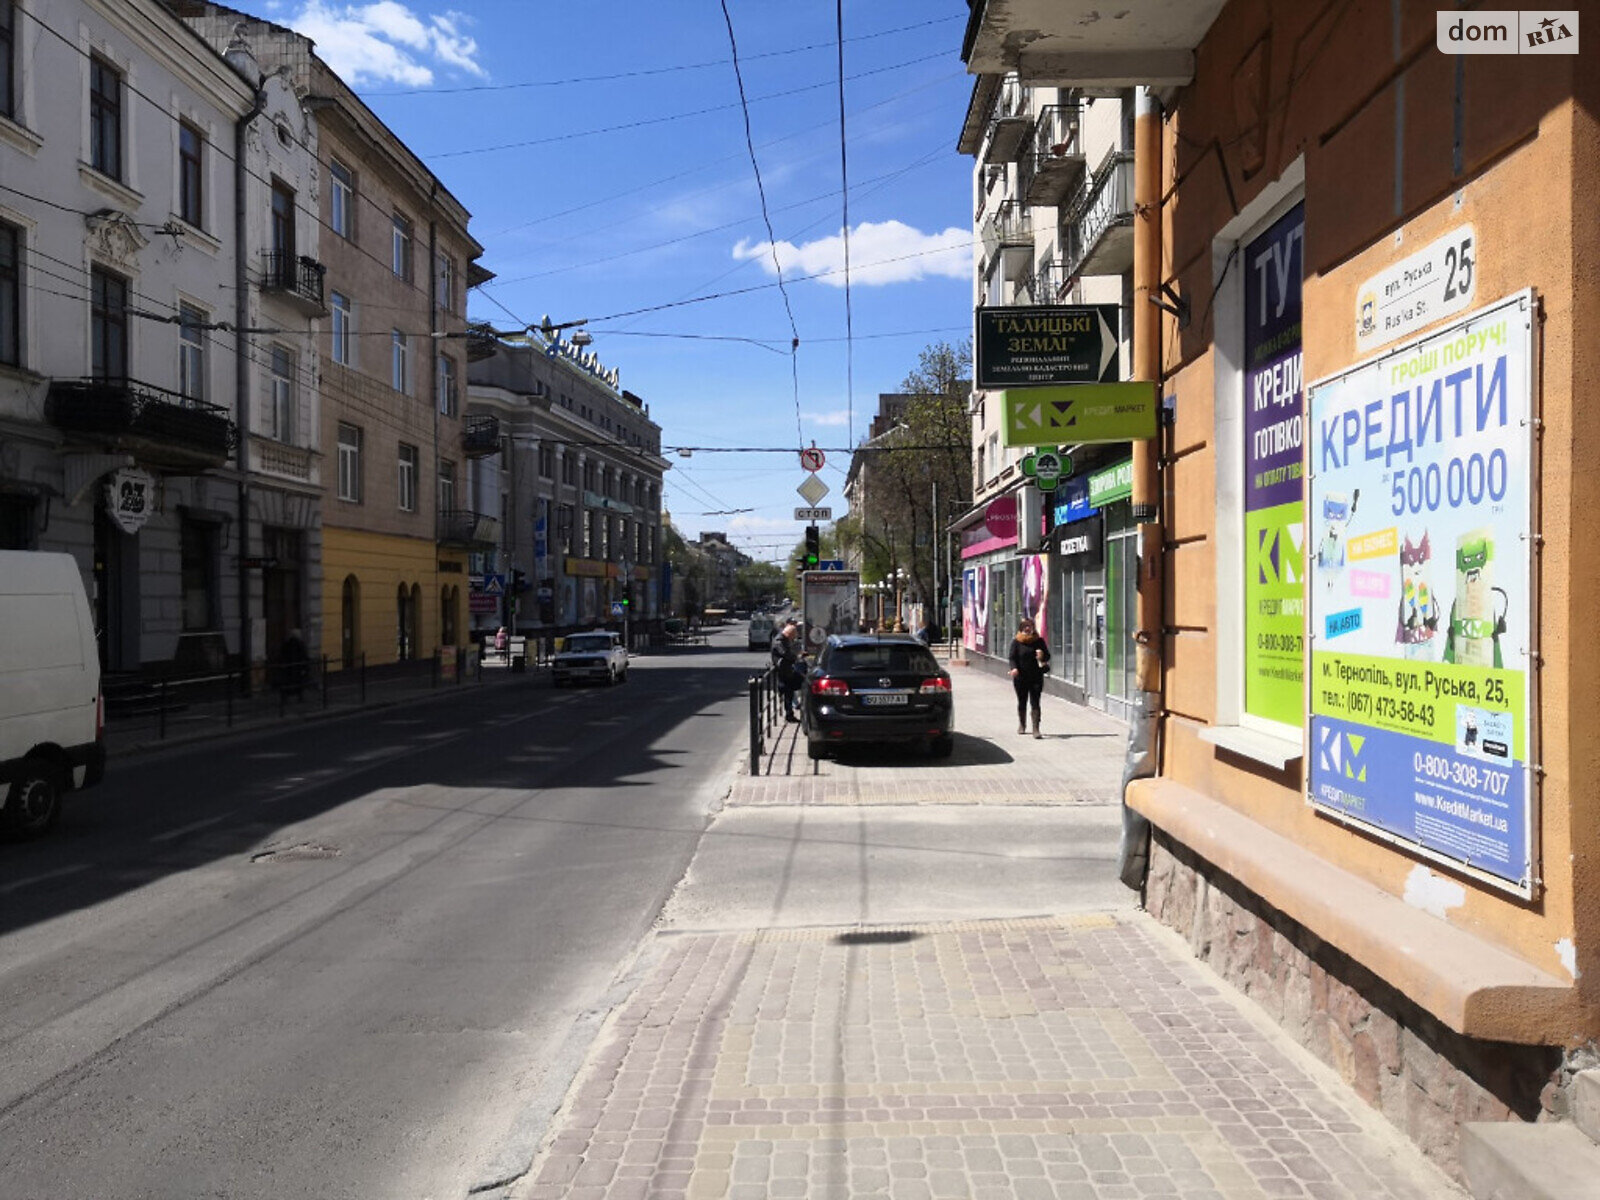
[799,445,825,472]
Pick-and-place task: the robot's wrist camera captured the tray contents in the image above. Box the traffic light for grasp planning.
[511,568,529,593]
[804,525,820,568]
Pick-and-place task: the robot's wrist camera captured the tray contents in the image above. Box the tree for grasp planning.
[734,561,785,608]
[663,524,712,618]
[850,339,973,626]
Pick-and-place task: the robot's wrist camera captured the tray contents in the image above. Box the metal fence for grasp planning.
[747,663,783,775]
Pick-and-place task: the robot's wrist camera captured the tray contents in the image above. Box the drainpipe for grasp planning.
[1120,86,1165,890]
[428,192,442,647]
[234,67,268,690]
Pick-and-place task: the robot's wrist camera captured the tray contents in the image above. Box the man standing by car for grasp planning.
[771,621,805,722]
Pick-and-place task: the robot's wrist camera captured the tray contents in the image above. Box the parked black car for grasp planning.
[802,634,953,760]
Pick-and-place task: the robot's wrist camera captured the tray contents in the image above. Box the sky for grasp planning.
[250,0,977,563]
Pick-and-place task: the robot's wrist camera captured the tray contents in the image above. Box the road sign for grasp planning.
[797,474,830,505]
[794,506,833,521]
[611,600,625,617]
[818,559,846,571]
[799,445,826,472]
[976,304,1121,388]
[1001,382,1158,446]
[480,573,506,596]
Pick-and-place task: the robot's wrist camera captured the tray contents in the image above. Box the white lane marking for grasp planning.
[149,814,229,843]
[0,863,90,894]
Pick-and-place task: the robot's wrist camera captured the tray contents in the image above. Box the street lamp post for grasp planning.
[893,568,909,627]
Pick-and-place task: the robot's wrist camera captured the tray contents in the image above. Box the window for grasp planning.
[337,422,362,502]
[330,291,352,365]
[561,453,575,486]
[437,459,455,514]
[538,444,554,478]
[180,517,218,631]
[398,443,417,512]
[90,266,127,380]
[269,344,294,441]
[2,0,17,122]
[391,329,408,392]
[436,353,457,416]
[0,219,18,368]
[179,122,204,228]
[437,254,455,313]
[583,460,595,491]
[270,182,295,262]
[89,57,122,179]
[329,159,353,239]
[178,303,205,399]
[391,213,412,281]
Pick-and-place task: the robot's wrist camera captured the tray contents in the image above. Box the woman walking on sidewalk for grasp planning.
[1007,618,1051,738]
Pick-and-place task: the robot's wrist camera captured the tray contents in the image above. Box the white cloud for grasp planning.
[732,220,970,288]
[283,2,486,87]
[803,409,853,427]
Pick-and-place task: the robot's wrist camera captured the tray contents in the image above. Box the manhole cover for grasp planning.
[251,842,341,864]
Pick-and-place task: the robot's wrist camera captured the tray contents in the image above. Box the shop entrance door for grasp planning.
[1083,589,1107,709]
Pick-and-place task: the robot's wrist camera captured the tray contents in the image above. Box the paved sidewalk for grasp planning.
[501,663,1462,1200]
[510,914,1457,1200]
[743,662,1127,807]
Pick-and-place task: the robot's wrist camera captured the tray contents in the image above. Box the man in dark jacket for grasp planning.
[770,621,805,722]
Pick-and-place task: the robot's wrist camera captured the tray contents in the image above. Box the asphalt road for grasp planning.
[0,631,762,1199]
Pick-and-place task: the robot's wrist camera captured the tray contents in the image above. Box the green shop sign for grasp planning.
[1088,459,1133,507]
[1000,382,1158,446]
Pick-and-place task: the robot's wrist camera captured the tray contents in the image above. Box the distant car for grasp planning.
[748,613,776,651]
[802,634,953,760]
[552,630,628,687]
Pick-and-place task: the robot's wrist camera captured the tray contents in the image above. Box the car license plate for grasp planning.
[861,693,908,706]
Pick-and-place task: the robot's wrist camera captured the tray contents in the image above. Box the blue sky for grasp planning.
[256,1,976,562]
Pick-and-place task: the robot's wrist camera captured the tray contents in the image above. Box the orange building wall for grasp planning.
[1152,0,1598,1010]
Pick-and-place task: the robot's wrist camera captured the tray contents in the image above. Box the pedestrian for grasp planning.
[1007,617,1051,738]
[277,628,309,701]
[912,615,932,645]
[494,625,508,660]
[770,620,805,722]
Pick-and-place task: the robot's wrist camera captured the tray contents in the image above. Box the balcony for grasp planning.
[437,508,500,550]
[1023,261,1069,305]
[961,1,1225,88]
[260,251,328,316]
[1021,104,1086,207]
[981,199,1034,285]
[463,413,501,458]
[1064,150,1136,280]
[464,320,500,362]
[981,74,1030,164]
[46,377,236,470]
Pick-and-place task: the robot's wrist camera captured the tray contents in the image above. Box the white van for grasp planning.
[0,551,105,836]
[748,613,776,651]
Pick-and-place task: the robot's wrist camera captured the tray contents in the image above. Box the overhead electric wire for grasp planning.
[364,15,963,96]
[717,0,804,454]
[835,0,857,451]
[431,50,948,161]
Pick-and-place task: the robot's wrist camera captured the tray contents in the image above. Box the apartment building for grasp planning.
[466,334,667,634]
[0,0,255,674]
[954,68,1140,718]
[962,0,1600,1180]
[175,4,489,670]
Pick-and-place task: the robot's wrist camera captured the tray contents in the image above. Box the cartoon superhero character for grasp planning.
[1317,489,1360,585]
[1395,531,1439,647]
[1443,529,1507,668]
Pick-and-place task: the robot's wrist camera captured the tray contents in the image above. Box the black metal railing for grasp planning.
[463,413,500,457]
[748,663,781,775]
[261,251,326,308]
[46,377,236,460]
[464,321,499,362]
[437,508,500,547]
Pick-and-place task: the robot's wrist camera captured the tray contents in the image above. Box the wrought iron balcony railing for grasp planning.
[260,251,327,314]
[1021,104,1086,207]
[1064,150,1137,281]
[463,413,501,458]
[981,73,1031,165]
[46,376,236,468]
[437,508,500,548]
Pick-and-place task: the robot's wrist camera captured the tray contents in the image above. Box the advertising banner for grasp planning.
[1307,290,1535,893]
[1244,202,1306,726]
[975,304,1121,388]
[962,566,989,654]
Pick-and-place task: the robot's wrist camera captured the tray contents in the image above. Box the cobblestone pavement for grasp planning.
[511,914,1460,1200]
[739,662,1128,807]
